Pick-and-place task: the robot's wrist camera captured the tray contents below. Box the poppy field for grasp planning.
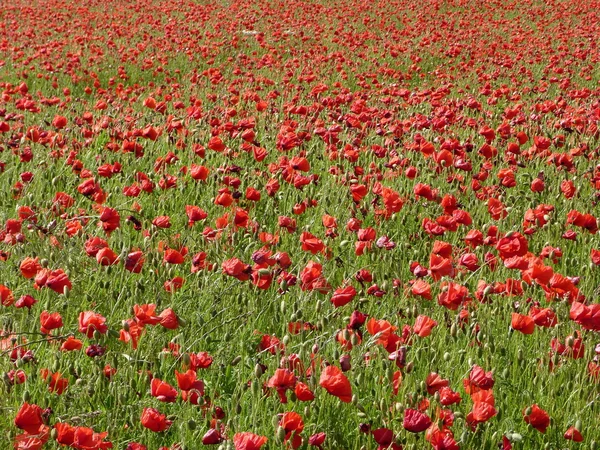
[1,0,600,448]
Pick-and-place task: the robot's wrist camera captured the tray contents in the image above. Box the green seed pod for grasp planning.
[276,426,286,443]
[379,398,388,411]
[450,323,457,338]
[332,348,340,360]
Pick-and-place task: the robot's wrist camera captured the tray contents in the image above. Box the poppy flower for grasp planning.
[403,408,432,433]
[140,408,172,432]
[20,257,41,279]
[413,315,437,337]
[523,404,550,433]
[267,368,297,403]
[79,311,108,338]
[330,286,357,308]
[232,433,267,450]
[150,378,178,402]
[308,432,326,449]
[372,428,402,450]
[319,365,352,403]
[564,426,583,442]
[294,382,315,401]
[511,313,535,334]
[60,336,83,351]
[14,403,44,434]
[201,429,224,445]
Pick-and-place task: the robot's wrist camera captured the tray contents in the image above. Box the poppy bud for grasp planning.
[312,344,319,354]
[231,356,242,366]
[50,428,58,440]
[405,362,414,373]
[450,323,457,338]
[575,419,582,432]
[566,335,575,347]
[342,328,351,341]
[517,348,523,362]
[443,352,450,361]
[254,364,264,378]
[282,335,290,346]
[22,390,30,402]
[187,419,197,430]
[379,398,388,411]
[108,329,119,339]
[276,425,286,443]
[182,353,191,367]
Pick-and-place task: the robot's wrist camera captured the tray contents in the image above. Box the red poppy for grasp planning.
[233,433,267,450]
[403,408,432,433]
[319,365,352,403]
[79,311,108,338]
[511,313,535,334]
[523,404,550,433]
[140,408,172,432]
[267,368,297,403]
[330,286,357,308]
[14,403,44,434]
[150,378,178,402]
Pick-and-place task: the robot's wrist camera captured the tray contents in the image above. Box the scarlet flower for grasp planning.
[140,408,172,432]
[413,315,437,337]
[175,370,205,395]
[150,378,178,402]
[158,308,179,329]
[564,426,583,442]
[523,404,550,433]
[308,432,326,449]
[1,284,14,306]
[319,365,352,403]
[330,286,356,308]
[294,382,315,401]
[20,257,41,279]
[403,408,432,433]
[267,368,297,403]
[78,311,108,338]
[233,432,267,450]
[372,428,402,450]
[14,403,44,434]
[134,304,161,325]
[511,313,535,334]
[60,336,83,351]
